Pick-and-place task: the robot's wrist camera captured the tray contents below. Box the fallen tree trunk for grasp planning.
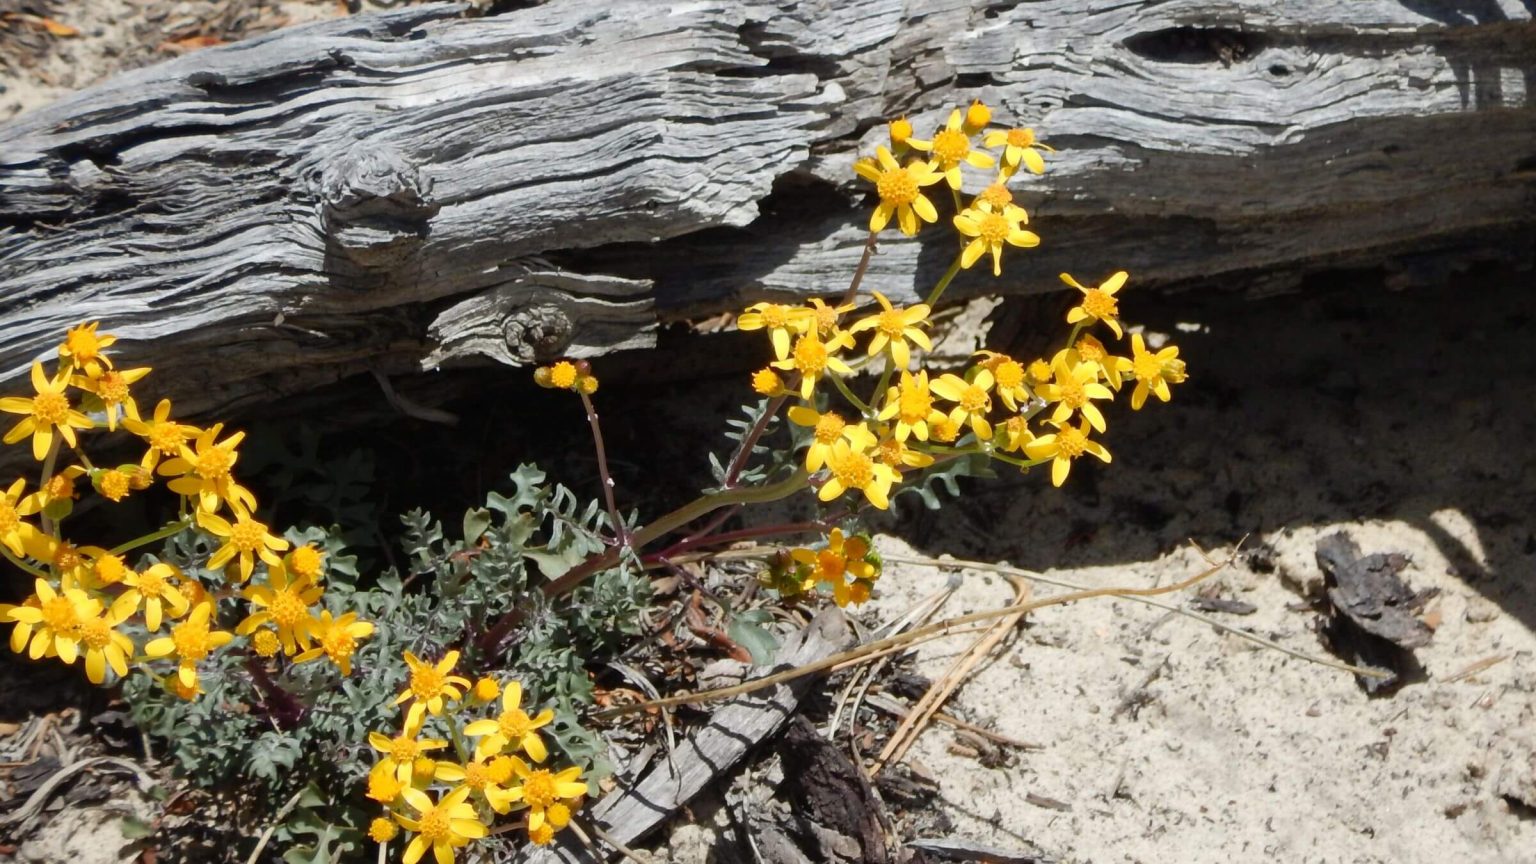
[0,0,1531,420]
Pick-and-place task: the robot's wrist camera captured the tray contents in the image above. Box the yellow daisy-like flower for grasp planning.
[878,370,944,443]
[974,351,1031,412]
[6,578,88,662]
[929,369,996,441]
[1025,418,1112,487]
[396,650,472,727]
[237,562,323,655]
[983,127,1051,176]
[953,203,1039,277]
[27,464,86,520]
[0,478,41,557]
[907,108,996,189]
[286,544,325,582]
[738,302,814,361]
[488,759,587,833]
[888,116,913,150]
[73,366,150,431]
[75,600,134,684]
[874,433,935,471]
[848,291,932,369]
[750,367,789,397]
[472,676,500,703]
[852,145,944,236]
[123,399,199,471]
[963,99,991,133]
[114,562,190,632]
[929,413,961,443]
[996,415,1036,455]
[294,609,374,675]
[368,817,398,844]
[0,362,95,460]
[771,330,855,400]
[464,680,555,762]
[250,628,281,658]
[394,786,486,864]
[1128,333,1188,410]
[1026,358,1053,386]
[1062,271,1127,339]
[83,548,128,589]
[805,297,855,338]
[367,762,405,804]
[58,322,116,378]
[369,711,449,785]
[1072,334,1128,390]
[1038,353,1114,433]
[143,601,234,690]
[818,437,900,510]
[974,181,1014,212]
[197,508,289,583]
[158,423,256,515]
[787,407,875,473]
[792,528,879,607]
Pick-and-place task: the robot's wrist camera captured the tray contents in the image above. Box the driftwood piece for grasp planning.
[1,1,1533,422]
[1315,532,1435,694]
[523,607,854,863]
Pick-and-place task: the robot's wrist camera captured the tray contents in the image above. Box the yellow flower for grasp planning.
[396,650,472,727]
[197,508,289,583]
[852,145,943,236]
[115,562,190,632]
[771,330,855,400]
[1072,334,1128,390]
[123,399,198,471]
[28,464,86,519]
[6,578,90,662]
[984,127,1051,176]
[996,415,1036,455]
[488,759,587,833]
[738,302,814,361]
[75,601,134,684]
[1128,333,1187,410]
[0,362,95,460]
[953,203,1039,276]
[294,610,374,675]
[787,407,874,472]
[368,817,398,844]
[929,413,960,443]
[238,562,323,655]
[817,437,900,510]
[473,676,500,703]
[94,467,137,502]
[528,823,556,846]
[805,297,855,337]
[369,711,449,785]
[1062,271,1127,339]
[888,116,913,149]
[368,762,406,804]
[750,367,789,397]
[929,369,995,440]
[84,549,128,589]
[974,181,1014,212]
[874,434,934,471]
[287,545,325,582]
[848,291,932,368]
[1038,353,1114,433]
[1026,358,1053,386]
[907,108,995,189]
[58,322,116,378]
[878,370,943,442]
[464,680,555,762]
[158,423,256,515]
[394,787,486,864]
[974,351,1030,412]
[143,601,234,690]
[963,99,991,133]
[73,366,149,431]
[0,478,41,557]
[1025,418,1111,487]
[250,628,281,658]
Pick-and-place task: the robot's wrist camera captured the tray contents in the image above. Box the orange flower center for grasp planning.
[1057,375,1087,408]
[463,760,493,791]
[898,382,932,420]
[94,554,126,585]
[416,804,451,844]
[876,308,910,338]
[195,446,233,481]
[1075,337,1107,363]
[148,423,186,455]
[252,629,280,657]
[932,128,970,162]
[1056,424,1088,459]
[993,360,1024,390]
[268,589,307,630]
[97,372,130,404]
[791,336,828,376]
[387,735,420,763]
[368,770,403,803]
[137,569,167,598]
[229,519,266,553]
[322,626,357,662]
[549,362,578,389]
[32,390,69,425]
[0,500,18,534]
[522,771,558,809]
[1007,128,1036,148]
[171,619,214,661]
[409,663,447,701]
[759,305,789,328]
[54,542,81,573]
[288,546,324,580]
[812,413,846,444]
[817,549,848,581]
[812,304,839,335]
[1081,289,1118,320]
[978,212,1010,245]
[978,183,1012,209]
[1133,352,1163,383]
[751,369,783,396]
[43,472,76,501]
[875,167,919,207]
[498,708,534,741]
[1027,359,1053,384]
[79,616,111,650]
[100,470,131,502]
[930,416,960,443]
[829,448,874,491]
[42,595,78,634]
[958,385,989,413]
[875,438,905,467]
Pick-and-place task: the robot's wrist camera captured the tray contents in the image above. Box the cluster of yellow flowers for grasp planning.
[532,359,599,395]
[766,528,883,608]
[0,323,373,695]
[366,652,587,860]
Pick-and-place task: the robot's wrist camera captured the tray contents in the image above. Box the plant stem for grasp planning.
[38,437,60,538]
[578,391,626,546]
[722,395,786,488]
[0,545,49,579]
[645,520,830,563]
[109,518,193,557]
[828,374,871,416]
[839,231,879,306]
[924,252,965,308]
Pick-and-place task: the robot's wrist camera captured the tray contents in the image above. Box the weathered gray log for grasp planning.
[0,0,1532,420]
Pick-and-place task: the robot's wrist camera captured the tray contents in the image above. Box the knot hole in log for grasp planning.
[501,301,575,364]
[1124,27,1268,66]
[319,145,438,274]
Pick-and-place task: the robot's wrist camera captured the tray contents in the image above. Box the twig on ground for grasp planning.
[0,756,155,830]
[575,816,650,863]
[1441,653,1510,684]
[828,583,954,744]
[1111,655,1170,721]
[863,693,1042,750]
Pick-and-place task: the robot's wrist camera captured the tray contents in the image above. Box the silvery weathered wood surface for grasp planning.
[522,608,854,863]
[0,0,1531,418]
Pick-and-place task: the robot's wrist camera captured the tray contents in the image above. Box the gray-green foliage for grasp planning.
[122,465,649,862]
